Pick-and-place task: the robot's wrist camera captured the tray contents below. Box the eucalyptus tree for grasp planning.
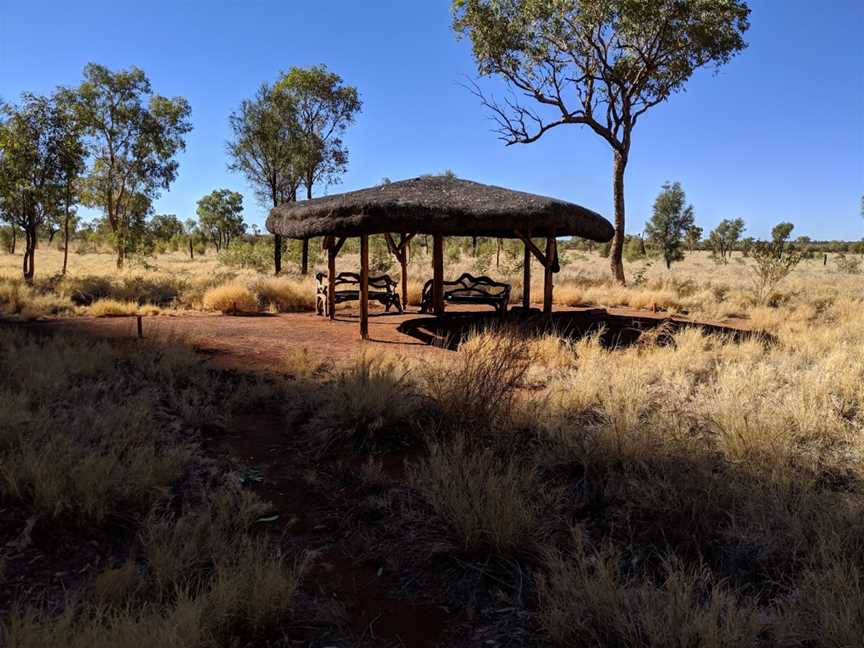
[707,217,745,262]
[0,93,68,280]
[53,88,87,274]
[453,0,750,283]
[684,224,703,253]
[196,189,245,252]
[770,221,794,257]
[76,63,191,268]
[274,65,361,274]
[644,181,694,269]
[227,83,301,273]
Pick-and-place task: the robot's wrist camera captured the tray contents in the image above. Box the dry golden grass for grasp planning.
[5,244,864,644]
[538,527,773,647]
[88,299,141,317]
[0,325,314,646]
[303,351,418,453]
[409,436,543,553]
[253,276,316,312]
[421,326,535,431]
[201,282,258,313]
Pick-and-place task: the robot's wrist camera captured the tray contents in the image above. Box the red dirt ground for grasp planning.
[30,304,753,374]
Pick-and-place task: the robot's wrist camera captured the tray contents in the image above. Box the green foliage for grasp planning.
[750,241,803,304]
[76,63,192,268]
[148,214,184,244]
[471,239,496,274]
[684,225,703,252]
[218,238,273,273]
[740,236,756,257]
[623,235,646,262]
[707,218,746,263]
[771,222,794,248]
[0,226,16,253]
[644,181,695,269]
[273,65,362,196]
[370,235,392,273]
[227,82,301,209]
[196,189,246,252]
[0,91,85,279]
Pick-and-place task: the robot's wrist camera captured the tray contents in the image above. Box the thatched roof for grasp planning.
[266,176,614,242]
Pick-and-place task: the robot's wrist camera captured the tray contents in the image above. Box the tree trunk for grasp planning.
[10,226,16,254]
[62,206,71,275]
[496,238,501,268]
[189,239,194,260]
[609,150,628,285]
[22,227,36,282]
[274,234,282,275]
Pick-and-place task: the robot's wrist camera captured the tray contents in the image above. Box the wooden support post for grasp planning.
[301,238,309,275]
[360,234,369,339]
[399,234,409,309]
[543,233,556,314]
[432,234,444,315]
[522,241,531,309]
[326,236,337,320]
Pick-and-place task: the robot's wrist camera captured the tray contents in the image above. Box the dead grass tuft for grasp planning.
[421,326,535,430]
[202,282,258,313]
[253,276,315,312]
[409,437,543,553]
[304,351,418,453]
[88,298,140,317]
[538,527,774,647]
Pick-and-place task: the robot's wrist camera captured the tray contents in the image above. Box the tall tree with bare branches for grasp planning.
[453,0,750,283]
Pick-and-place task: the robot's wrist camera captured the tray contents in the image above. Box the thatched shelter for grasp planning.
[267,176,613,339]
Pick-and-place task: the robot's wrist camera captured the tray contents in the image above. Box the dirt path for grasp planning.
[29,304,754,374]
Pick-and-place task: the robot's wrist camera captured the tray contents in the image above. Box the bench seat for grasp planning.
[419,272,511,316]
[315,272,403,316]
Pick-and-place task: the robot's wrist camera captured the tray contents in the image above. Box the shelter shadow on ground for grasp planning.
[397,308,769,351]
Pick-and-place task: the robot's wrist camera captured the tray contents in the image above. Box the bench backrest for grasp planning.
[316,271,398,292]
[421,272,510,300]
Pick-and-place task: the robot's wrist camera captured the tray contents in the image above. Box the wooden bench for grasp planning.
[419,272,511,316]
[315,271,403,317]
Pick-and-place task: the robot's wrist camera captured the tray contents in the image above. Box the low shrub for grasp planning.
[202,282,258,314]
[89,299,140,317]
[253,276,315,312]
[303,352,417,453]
[218,239,273,273]
[422,327,534,431]
[0,278,74,319]
[409,437,542,553]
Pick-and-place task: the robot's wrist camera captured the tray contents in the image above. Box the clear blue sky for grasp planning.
[2,0,862,240]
